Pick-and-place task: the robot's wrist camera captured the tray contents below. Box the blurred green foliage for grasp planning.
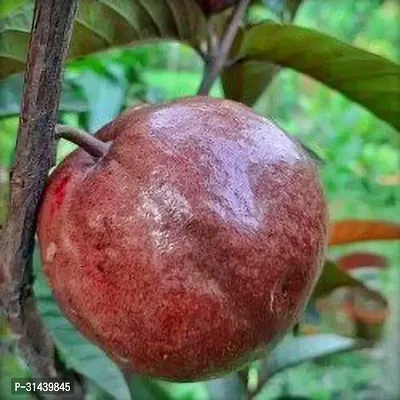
[0,0,399,399]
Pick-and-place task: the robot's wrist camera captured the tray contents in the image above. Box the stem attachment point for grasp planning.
[55,125,110,158]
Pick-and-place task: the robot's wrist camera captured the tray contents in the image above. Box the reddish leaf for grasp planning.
[313,267,389,341]
[329,220,400,246]
[316,286,389,341]
[341,287,389,341]
[350,288,389,323]
[336,252,388,271]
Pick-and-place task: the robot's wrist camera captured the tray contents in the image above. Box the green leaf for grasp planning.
[221,60,280,106]
[220,27,277,107]
[0,0,29,18]
[0,74,88,117]
[313,261,363,299]
[236,22,400,129]
[0,335,31,400]
[221,0,303,106]
[127,376,174,400]
[73,65,128,132]
[263,334,365,378]
[206,374,245,400]
[0,0,207,79]
[33,249,131,400]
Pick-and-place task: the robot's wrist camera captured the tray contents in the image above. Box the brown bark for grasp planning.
[0,1,83,398]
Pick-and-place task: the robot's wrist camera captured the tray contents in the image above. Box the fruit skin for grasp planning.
[37,96,327,381]
[196,0,238,14]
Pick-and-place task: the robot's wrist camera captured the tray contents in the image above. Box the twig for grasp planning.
[237,367,249,388]
[0,338,15,355]
[284,0,304,22]
[206,16,219,58]
[197,0,251,95]
[246,372,269,400]
[0,1,84,398]
[56,125,110,158]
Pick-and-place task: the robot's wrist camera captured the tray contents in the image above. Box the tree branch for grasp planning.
[237,367,249,389]
[56,125,110,158]
[0,1,84,398]
[197,0,251,95]
[206,16,219,59]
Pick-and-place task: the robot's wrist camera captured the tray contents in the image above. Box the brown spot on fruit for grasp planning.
[45,242,57,263]
[37,96,328,381]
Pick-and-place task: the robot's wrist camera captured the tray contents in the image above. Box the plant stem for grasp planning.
[56,125,110,158]
[237,367,249,391]
[197,0,251,95]
[0,1,84,398]
[284,0,304,21]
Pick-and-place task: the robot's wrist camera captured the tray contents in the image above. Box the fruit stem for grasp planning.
[197,0,251,95]
[55,124,110,158]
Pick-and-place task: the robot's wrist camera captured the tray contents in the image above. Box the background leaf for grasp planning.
[312,261,387,304]
[0,73,88,117]
[0,0,29,18]
[222,60,279,106]
[72,64,128,132]
[313,261,364,298]
[262,334,365,379]
[205,374,245,400]
[329,220,400,245]
[33,249,131,400]
[236,22,400,129]
[0,0,207,79]
[127,376,173,400]
[221,0,302,107]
